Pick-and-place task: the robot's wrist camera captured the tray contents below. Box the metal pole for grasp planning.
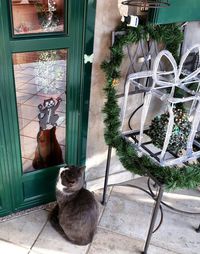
[195,224,200,233]
[142,185,164,254]
[101,146,112,205]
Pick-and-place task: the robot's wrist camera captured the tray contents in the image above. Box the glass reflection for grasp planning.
[13,49,67,173]
[12,0,64,35]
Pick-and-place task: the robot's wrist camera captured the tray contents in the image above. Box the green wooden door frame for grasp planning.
[79,0,96,165]
[0,0,96,216]
[149,0,200,24]
[0,100,13,216]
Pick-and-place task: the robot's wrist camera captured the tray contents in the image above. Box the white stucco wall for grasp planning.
[86,0,135,190]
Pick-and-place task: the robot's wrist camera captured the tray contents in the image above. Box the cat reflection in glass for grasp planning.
[50,165,99,245]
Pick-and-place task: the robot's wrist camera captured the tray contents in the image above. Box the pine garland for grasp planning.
[102,23,200,190]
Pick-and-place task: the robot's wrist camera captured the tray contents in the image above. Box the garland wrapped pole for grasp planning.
[102,23,200,190]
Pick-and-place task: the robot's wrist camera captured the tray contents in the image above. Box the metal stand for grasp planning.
[102,146,200,254]
[101,146,112,205]
[195,224,200,233]
[142,184,164,254]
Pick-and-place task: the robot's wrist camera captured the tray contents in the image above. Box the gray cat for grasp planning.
[50,165,99,245]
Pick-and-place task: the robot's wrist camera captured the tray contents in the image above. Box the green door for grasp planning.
[0,0,96,217]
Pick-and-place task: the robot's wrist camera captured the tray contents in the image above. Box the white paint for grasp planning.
[127,15,139,28]
[84,53,94,64]
[121,46,200,167]
[182,22,200,54]
[56,167,73,196]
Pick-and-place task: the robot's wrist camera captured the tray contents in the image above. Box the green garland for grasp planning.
[102,23,200,190]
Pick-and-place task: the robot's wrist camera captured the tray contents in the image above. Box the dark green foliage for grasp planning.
[102,22,200,190]
[102,80,121,146]
[148,107,191,154]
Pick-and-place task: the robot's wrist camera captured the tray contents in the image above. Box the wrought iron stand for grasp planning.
[102,146,200,254]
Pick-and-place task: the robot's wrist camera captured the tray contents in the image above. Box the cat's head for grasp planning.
[58,165,85,192]
[43,98,55,109]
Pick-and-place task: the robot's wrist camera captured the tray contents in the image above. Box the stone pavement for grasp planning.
[0,177,200,254]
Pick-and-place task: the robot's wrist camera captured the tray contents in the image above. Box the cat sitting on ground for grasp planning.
[50,165,99,245]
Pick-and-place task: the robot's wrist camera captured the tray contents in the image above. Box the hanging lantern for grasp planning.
[120,45,200,167]
[121,0,170,9]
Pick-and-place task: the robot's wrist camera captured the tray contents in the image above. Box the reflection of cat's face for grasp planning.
[59,166,84,192]
[44,98,55,109]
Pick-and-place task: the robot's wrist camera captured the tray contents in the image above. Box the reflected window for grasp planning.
[13,49,67,173]
[12,0,64,35]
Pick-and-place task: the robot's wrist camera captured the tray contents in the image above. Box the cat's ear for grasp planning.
[59,166,68,175]
[51,126,56,132]
[43,100,47,106]
[78,166,85,174]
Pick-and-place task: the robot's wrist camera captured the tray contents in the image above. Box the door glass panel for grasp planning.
[12,0,64,35]
[13,49,67,173]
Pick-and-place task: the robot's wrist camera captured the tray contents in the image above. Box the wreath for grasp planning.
[102,23,200,190]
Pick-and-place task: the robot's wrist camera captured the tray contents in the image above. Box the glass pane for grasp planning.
[12,0,64,35]
[13,49,67,173]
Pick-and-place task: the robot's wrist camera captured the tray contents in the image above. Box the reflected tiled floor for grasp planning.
[0,177,200,253]
[14,58,66,173]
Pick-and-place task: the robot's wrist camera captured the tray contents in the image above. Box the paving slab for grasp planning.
[88,228,178,254]
[0,210,48,249]
[125,177,200,214]
[31,221,89,254]
[99,184,200,254]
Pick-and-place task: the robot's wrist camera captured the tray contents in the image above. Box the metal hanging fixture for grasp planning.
[121,0,170,8]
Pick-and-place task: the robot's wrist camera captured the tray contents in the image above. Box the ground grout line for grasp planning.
[109,184,116,196]
[85,243,92,254]
[96,226,181,254]
[149,242,182,254]
[86,187,113,254]
[27,217,49,254]
[97,225,140,241]
[18,93,36,105]
[109,185,200,220]
[97,186,113,226]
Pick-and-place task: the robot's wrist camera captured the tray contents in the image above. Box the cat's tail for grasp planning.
[49,204,67,239]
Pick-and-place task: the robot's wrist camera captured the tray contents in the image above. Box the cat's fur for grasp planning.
[50,165,99,245]
[32,127,63,169]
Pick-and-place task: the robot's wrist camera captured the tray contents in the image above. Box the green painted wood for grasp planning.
[0,0,23,213]
[66,0,86,165]
[0,93,12,216]
[10,37,72,53]
[0,0,96,216]
[0,0,31,211]
[79,0,97,165]
[150,0,200,24]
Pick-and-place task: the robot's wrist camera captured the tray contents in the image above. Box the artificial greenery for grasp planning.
[148,107,191,155]
[102,23,200,190]
[34,0,59,29]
